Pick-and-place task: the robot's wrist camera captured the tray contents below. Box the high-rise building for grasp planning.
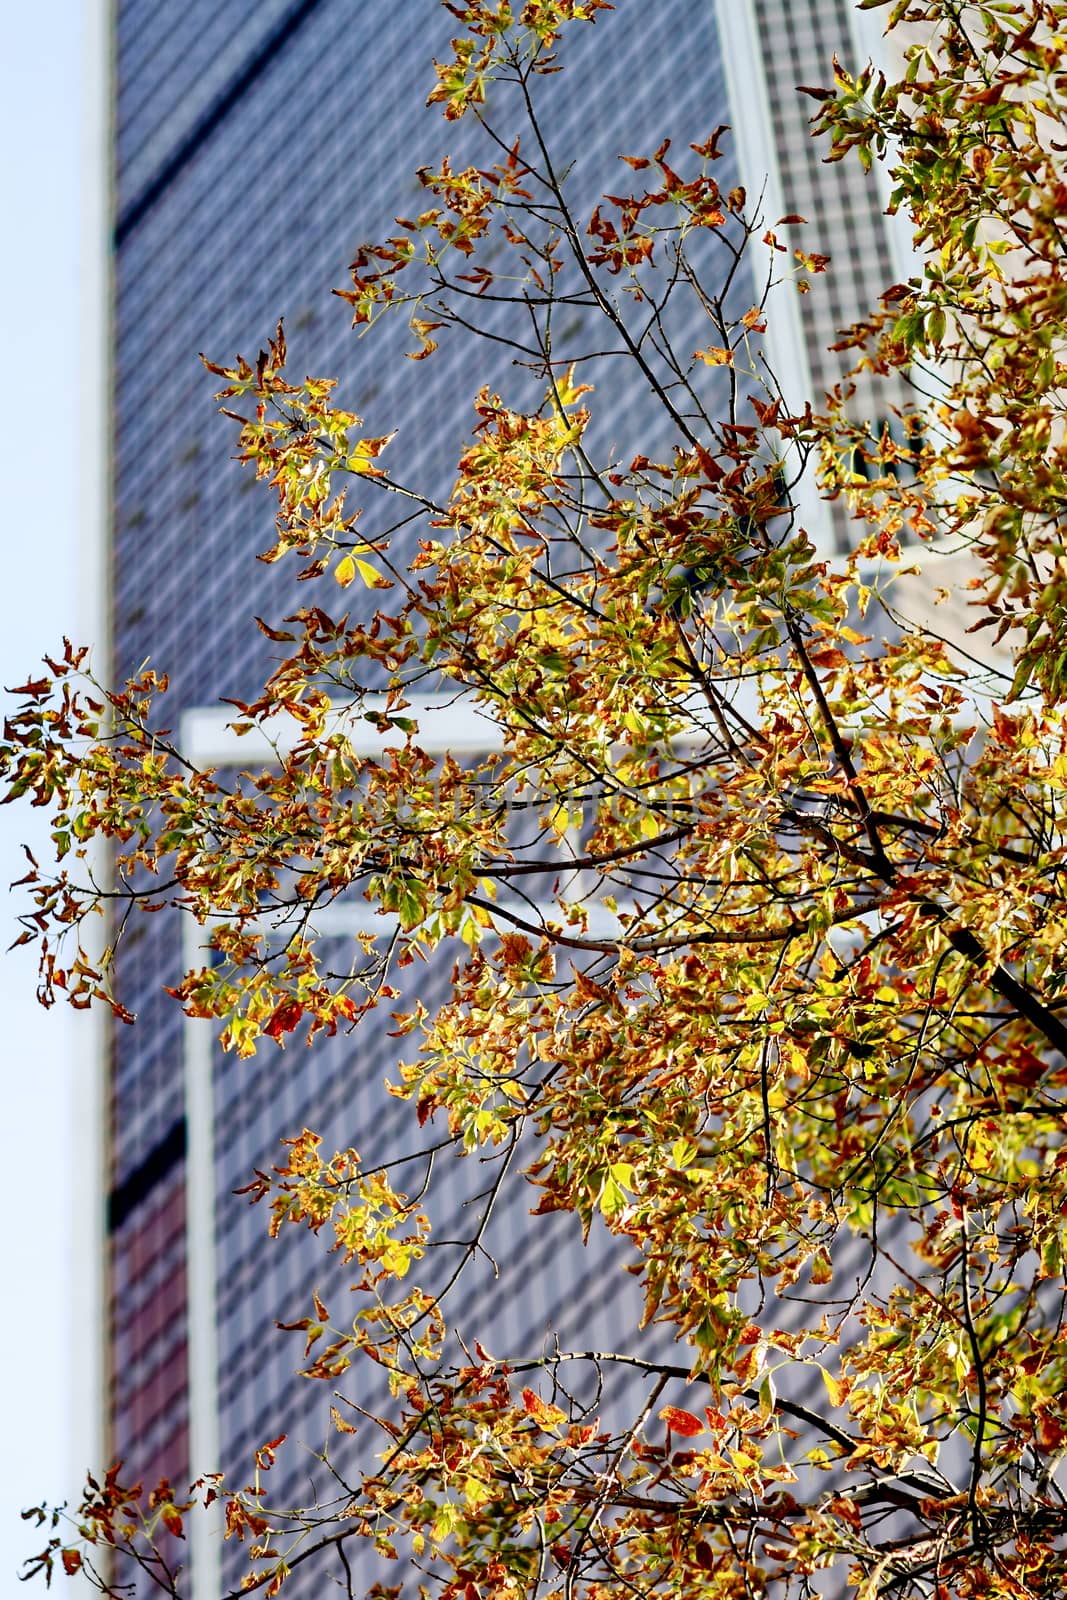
[104,4,907,1594]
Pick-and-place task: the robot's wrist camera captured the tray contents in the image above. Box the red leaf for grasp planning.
[694,1539,715,1571]
[264,999,304,1042]
[659,1405,705,1437]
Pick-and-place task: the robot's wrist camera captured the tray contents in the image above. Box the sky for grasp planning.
[0,0,100,1585]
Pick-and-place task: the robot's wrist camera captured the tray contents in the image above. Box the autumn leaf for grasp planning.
[11,4,1067,1595]
[264,999,304,1042]
[659,1405,705,1437]
[554,362,593,408]
[694,345,733,367]
[522,1388,567,1429]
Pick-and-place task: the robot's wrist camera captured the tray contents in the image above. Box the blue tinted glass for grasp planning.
[108,4,872,1594]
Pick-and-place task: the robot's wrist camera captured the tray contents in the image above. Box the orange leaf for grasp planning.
[161,1503,184,1538]
[694,345,733,367]
[659,1405,705,1437]
[807,646,849,671]
[522,1388,567,1428]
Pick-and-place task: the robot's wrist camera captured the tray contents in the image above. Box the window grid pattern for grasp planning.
[753,0,913,545]
[111,5,741,1591]
[108,1166,189,1507]
[115,0,296,210]
[109,3,907,1593]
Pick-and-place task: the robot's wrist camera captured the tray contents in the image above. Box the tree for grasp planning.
[10,0,1067,1593]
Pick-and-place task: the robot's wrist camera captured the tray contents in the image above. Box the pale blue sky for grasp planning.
[1,0,96,1585]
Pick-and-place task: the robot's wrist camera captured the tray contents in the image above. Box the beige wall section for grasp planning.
[885,554,1014,689]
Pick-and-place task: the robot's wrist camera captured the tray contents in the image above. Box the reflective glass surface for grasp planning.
[109,5,901,1592]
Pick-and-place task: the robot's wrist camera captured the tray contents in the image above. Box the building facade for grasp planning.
[106,3,907,1594]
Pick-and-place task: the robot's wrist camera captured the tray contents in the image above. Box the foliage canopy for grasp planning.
[12,1,1067,1595]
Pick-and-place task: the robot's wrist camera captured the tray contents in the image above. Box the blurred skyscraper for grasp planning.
[105,4,907,1594]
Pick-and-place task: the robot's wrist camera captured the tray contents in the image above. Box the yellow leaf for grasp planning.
[347,432,395,472]
[820,1367,848,1409]
[352,557,393,590]
[810,1249,833,1285]
[335,555,356,587]
[694,345,733,367]
[671,1137,696,1169]
[555,362,593,408]
[464,1474,490,1511]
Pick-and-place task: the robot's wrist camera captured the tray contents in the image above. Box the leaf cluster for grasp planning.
[13,3,1067,1597]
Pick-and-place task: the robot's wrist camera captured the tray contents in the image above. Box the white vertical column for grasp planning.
[70,0,113,1570]
[846,2,926,288]
[181,903,223,1600]
[712,0,835,553]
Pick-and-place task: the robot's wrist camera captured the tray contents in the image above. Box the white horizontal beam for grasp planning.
[187,897,638,949]
[181,693,504,769]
